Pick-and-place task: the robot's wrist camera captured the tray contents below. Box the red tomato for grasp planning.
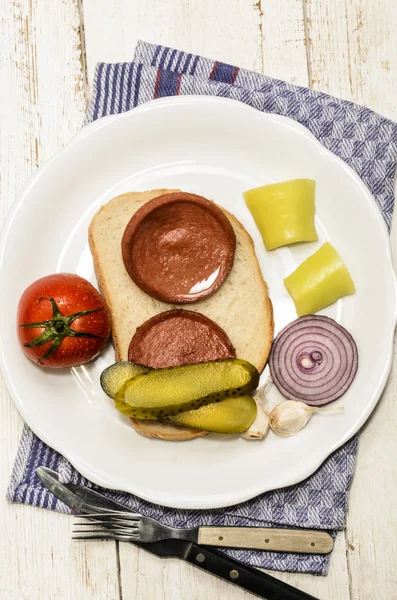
[17,273,111,368]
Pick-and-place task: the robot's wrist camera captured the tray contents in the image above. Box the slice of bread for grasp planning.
[89,190,274,441]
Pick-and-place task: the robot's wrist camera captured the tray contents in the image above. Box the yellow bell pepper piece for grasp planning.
[244,179,318,250]
[284,242,356,316]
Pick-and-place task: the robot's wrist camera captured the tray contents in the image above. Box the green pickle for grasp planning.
[284,242,355,316]
[116,359,259,420]
[167,395,257,433]
[100,361,151,399]
[114,394,139,416]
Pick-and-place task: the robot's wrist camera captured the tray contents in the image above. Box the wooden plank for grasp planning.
[343,0,397,120]
[0,504,120,600]
[0,1,120,598]
[304,0,353,98]
[346,349,397,600]
[260,0,309,85]
[307,2,397,599]
[345,217,397,600]
[81,0,263,85]
[305,0,397,118]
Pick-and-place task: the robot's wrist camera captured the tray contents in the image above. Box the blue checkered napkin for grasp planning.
[8,41,397,575]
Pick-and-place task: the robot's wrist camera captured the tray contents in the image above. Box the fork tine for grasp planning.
[73,528,138,535]
[73,529,140,537]
[72,525,139,537]
[74,518,139,528]
[72,535,139,542]
[78,512,141,519]
[73,530,139,538]
[74,524,138,532]
[76,515,139,522]
[72,511,143,544]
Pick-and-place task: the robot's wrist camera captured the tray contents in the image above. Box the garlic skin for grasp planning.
[269,401,343,437]
[252,376,278,415]
[242,378,344,440]
[269,401,316,437]
[241,399,270,440]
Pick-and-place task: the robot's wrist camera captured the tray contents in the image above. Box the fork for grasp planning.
[73,511,334,554]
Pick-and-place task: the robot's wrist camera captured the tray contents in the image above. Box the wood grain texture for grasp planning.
[344,0,397,120]
[344,216,397,600]
[198,526,334,554]
[304,0,353,97]
[81,0,263,85]
[260,0,309,85]
[306,0,397,119]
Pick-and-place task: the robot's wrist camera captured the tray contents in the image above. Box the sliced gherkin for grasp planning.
[167,395,257,433]
[117,359,259,420]
[100,361,151,399]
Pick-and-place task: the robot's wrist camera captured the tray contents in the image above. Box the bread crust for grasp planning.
[89,189,274,441]
[222,208,274,373]
[129,418,208,441]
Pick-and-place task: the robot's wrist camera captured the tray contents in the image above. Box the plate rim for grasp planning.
[1,95,397,509]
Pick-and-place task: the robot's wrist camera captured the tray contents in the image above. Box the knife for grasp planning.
[37,467,320,600]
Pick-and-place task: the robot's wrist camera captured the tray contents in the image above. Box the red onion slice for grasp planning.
[269,315,358,405]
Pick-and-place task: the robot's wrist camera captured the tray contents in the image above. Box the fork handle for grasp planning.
[185,543,319,600]
[197,527,333,554]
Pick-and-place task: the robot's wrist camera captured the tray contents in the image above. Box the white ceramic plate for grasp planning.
[1,96,396,509]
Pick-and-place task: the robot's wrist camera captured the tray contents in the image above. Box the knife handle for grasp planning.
[198,526,333,554]
[185,543,319,600]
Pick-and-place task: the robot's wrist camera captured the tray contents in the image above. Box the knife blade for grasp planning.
[37,467,319,600]
[37,467,191,558]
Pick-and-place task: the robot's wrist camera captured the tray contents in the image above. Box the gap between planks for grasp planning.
[77,0,89,104]
[302,0,313,87]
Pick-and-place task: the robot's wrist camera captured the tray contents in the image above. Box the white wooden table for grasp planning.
[1,1,397,598]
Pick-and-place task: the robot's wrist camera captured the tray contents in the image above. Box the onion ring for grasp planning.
[269,315,358,405]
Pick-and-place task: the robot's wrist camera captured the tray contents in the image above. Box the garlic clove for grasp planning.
[242,398,270,440]
[253,376,279,415]
[269,401,316,437]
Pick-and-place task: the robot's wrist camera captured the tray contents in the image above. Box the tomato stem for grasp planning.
[20,297,103,363]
